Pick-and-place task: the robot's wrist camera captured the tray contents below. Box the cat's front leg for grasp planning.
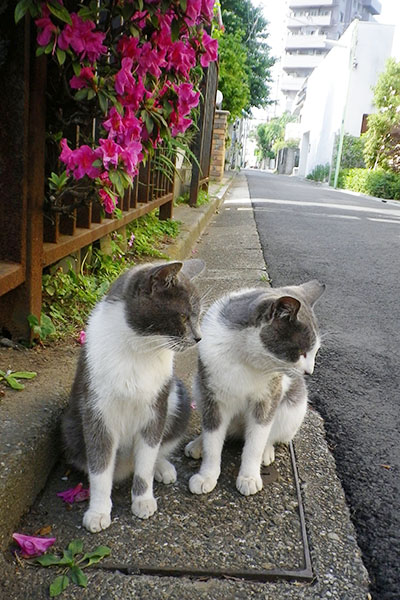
[237,416,273,496]
[189,416,230,494]
[131,435,161,519]
[83,444,117,533]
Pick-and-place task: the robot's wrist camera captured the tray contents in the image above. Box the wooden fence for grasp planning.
[0,11,216,339]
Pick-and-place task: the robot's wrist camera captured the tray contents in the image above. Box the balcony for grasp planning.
[287,14,332,27]
[285,34,327,50]
[280,77,306,92]
[289,0,334,6]
[282,53,325,69]
[363,0,381,15]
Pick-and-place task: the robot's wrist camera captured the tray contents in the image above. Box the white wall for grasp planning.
[298,21,395,177]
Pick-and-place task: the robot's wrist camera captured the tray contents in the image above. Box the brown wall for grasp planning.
[210,110,229,181]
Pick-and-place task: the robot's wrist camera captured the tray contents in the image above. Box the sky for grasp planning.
[250,0,400,119]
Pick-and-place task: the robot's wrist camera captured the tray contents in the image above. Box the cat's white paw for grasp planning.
[189,473,217,494]
[262,445,275,466]
[131,497,157,519]
[154,460,177,484]
[184,437,202,460]
[236,474,263,496]
[83,509,111,533]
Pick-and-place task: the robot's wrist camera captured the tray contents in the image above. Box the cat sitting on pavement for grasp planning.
[62,259,204,533]
[185,280,325,497]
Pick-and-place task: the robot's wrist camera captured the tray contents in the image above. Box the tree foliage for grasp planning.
[255,113,295,160]
[217,31,250,121]
[363,58,400,172]
[219,0,274,114]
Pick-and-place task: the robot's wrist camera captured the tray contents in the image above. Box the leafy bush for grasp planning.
[332,134,366,169]
[336,168,400,199]
[306,163,330,182]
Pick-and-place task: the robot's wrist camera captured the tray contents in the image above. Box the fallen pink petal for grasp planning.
[57,482,89,504]
[12,533,56,558]
[78,330,86,345]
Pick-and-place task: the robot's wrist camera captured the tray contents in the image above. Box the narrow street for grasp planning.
[245,169,400,600]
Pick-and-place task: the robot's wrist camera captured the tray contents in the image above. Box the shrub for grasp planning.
[306,163,330,182]
[336,168,400,199]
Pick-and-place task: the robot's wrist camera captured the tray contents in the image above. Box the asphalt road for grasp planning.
[245,170,400,600]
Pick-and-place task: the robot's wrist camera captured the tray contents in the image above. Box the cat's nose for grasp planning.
[194,335,201,344]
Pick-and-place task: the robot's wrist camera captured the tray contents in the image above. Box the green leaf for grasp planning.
[58,548,74,567]
[56,48,66,66]
[35,46,46,57]
[11,371,37,379]
[68,539,83,556]
[35,553,61,567]
[109,170,125,199]
[72,62,81,77]
[15,0,33,24]
[74,88,88,101]
[50,575,69,597]
[171,19,180,42]
[98,91,108,114]
[144,114,154,135]
[4,376,25,390]
[27,314,39,328]
[87,89,96,101]
[81,545,111,566]
[180,0,188,12]
[47,1,72,25]
[69,566,88,588]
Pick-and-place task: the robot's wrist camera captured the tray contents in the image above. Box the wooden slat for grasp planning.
[43,195,173,267]
[0,262,25,296]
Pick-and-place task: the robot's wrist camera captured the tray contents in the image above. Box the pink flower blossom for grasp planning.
[69,66,95,90]
[120,141,143,175]
[35,5,57,47]
[78,330,86,345]
[128,232,135,247]
[99,188,117,214]
[200,31,218,67]
[59,138,75,172]
[57,482,89,503]
[137,42,165,78]
[115,57,136,96]
[117,35,141,61]
[58,13,106,63]
[118,76,147,111]
[170,110,192,136]
[185,0,202,26]
[175,82,200,116]
[167,41,196,77]
[73,145,101,180]
[131,10,148,29]
[98,138,122,170]
[12,533,56,559]
[201,0,215,22]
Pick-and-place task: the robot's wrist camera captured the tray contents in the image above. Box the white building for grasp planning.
[282,0,382,110]
[297,20,395,177]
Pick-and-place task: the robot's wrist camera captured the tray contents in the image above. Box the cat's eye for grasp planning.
[181,314,188,323]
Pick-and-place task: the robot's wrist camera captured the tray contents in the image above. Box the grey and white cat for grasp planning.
[185,280,325,497]
[62,259,204,533]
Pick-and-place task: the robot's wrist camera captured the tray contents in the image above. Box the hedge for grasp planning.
[336,168,400,200]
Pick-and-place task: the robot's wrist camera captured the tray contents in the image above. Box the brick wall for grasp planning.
[210,110,229,181]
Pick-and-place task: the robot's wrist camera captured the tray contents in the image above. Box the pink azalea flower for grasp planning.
[175,82,200,116]
[120,141,143,175]
[185,0,202,26]
[151,16,173,51]
[13,533,56,558]
[131,10,148,29]
[35,6,57,47]
[137,42,164,78]
[117,35,141,61]
[78,330,86,345]
[170,110,192,136]
[59,138,75,172]
[201,0,215,22]
[167,41,196,77]
[69,66,95,90]
[118,76,147,111]
[200,31,218,67]
[99,188,117,214]
[58,13,106,63]
[103,107,125,138]
[73,145,101,180]
[57,482,89,503]
[98,138,122,170]
[115,57,136,96]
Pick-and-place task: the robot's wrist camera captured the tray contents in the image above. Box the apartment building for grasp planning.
[281,0,381,110]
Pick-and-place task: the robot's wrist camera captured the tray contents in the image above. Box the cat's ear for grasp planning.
[147,262,183,293]
[180,259,205,281]
[272,296,301,321]
[299,280,326,306]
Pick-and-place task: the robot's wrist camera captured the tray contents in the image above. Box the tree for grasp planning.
[255,113,295,160]
[220,0,274,112]
[217,31,250,121]
[363,58,400,172]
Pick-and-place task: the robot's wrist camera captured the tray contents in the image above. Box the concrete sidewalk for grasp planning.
[0,174,370,599]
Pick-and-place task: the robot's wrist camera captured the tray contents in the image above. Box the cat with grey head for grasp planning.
[62,259,204,533]
[185,280,325,496]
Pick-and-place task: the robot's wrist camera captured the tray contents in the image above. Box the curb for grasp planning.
[0,174,236,552]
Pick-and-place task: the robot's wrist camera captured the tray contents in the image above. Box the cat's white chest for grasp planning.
[85,300,174,441]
